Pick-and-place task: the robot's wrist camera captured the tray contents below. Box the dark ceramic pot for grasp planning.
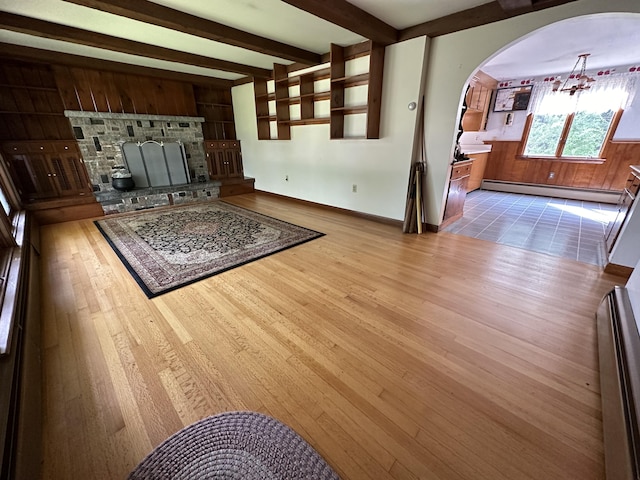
[112,177,135,191]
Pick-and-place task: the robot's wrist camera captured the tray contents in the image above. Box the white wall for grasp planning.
[422,0,640,225]
[233,0,640,226]
[233,36,428,221]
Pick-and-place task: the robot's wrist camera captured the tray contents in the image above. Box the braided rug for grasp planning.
[128,411,340,480]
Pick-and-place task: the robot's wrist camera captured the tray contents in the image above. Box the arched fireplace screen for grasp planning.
[121,140,190,188]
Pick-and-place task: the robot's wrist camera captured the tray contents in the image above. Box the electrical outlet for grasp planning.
[549,171,555,179]
[285,175,289,181]
[352,184,357,193]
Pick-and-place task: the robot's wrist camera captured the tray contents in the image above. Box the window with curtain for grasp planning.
[521,73,636,161]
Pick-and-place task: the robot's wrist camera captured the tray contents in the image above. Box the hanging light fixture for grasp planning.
[552,53,596,95]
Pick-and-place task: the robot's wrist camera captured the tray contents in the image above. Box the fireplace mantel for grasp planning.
[64,111,205,123]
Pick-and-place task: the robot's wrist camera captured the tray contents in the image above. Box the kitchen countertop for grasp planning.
[459,144,492,154]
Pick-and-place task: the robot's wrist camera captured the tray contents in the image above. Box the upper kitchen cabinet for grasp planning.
[461,71,497,132]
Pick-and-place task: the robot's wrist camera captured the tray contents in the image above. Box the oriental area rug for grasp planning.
[94,201,324,298]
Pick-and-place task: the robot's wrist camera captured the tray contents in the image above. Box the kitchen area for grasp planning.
[441,67,640,273]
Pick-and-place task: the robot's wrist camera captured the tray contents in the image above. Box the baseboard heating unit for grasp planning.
[482,180,620,204]
[597,264,640,479]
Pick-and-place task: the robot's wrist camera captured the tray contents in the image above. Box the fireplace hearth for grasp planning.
[64,110,219,214]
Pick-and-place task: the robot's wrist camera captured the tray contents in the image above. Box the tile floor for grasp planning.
[443,189,619,266]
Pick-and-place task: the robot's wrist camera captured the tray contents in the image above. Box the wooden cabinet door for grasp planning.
[443,177,467,223]
[225,149,243,179]
[22,153,59,200]
[206,149,227,180]
[5,153,47,201]
[205,141,244,181]
[48,151,91,197]
[442,161,472,227]
[467,153,488,192]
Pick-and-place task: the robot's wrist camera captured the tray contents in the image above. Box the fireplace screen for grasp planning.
[121,141,190,188]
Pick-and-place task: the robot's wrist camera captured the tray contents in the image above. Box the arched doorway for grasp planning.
[442,13,640,265]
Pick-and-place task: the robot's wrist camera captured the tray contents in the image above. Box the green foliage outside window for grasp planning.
[524,109,615,159]
[563,110,614,157]
[524,114,565,156]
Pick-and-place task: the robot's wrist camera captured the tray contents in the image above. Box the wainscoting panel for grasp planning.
[484,141,640,191]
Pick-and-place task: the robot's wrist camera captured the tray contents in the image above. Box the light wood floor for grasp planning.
[40,193,625,480]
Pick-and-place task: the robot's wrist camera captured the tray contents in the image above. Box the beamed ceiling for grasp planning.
[0,0,612,88]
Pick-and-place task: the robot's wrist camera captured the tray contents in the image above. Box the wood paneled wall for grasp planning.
[484,141,640,191]
[0,62,72,141]
[52,66,198,117]
[0,59,234,143]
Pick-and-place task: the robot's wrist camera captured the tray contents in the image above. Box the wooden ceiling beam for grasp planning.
[399,0,578,40]
[0,12,272,78]
[0,42,235,88]
[281,0,398,45]
[61,0,322,65]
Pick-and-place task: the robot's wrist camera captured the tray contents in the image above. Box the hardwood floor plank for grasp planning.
[40,192,625,479]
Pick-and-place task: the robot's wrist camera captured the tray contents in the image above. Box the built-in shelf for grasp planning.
[330,42,383,140]
[194,85,236,140]
[286,118,330,126]
[0,83,58,92]
[253,40,384,141]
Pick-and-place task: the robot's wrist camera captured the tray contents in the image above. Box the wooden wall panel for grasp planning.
[1,59,217,143]
[84,69,109,112]
[484,140,640,191]
[99,71,122,113]
[113,74,135,113]
[51,66,81,111]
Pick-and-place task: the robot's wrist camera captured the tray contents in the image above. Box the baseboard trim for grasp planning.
[255,190,404,228]
[481,180,620,204]
[604,262,634,279]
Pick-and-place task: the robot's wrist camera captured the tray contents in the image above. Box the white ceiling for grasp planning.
[482,13,640,81]
[0,0,639,83]
[344,0,490,30]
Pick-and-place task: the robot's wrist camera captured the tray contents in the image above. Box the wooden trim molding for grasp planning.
[256,190,404,228]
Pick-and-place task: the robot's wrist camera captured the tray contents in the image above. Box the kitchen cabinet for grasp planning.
[461,71,496,132]
[605,166,640,252]
[2,140,91,202]
[442,159,473,228]
[204,140,243,181]
[467,152,489,192]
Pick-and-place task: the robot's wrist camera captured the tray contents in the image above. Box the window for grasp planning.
[520,75,635,162]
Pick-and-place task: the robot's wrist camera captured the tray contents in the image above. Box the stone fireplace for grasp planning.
[64,111,220,214]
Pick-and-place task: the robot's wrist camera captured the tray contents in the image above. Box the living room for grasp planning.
[1,1,640,479]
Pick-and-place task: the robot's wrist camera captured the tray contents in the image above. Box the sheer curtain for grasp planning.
[528,72,637,115]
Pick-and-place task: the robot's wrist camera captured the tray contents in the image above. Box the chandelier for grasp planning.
[552,53,596,95]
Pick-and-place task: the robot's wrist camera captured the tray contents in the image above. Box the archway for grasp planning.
[442,13,640,265]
